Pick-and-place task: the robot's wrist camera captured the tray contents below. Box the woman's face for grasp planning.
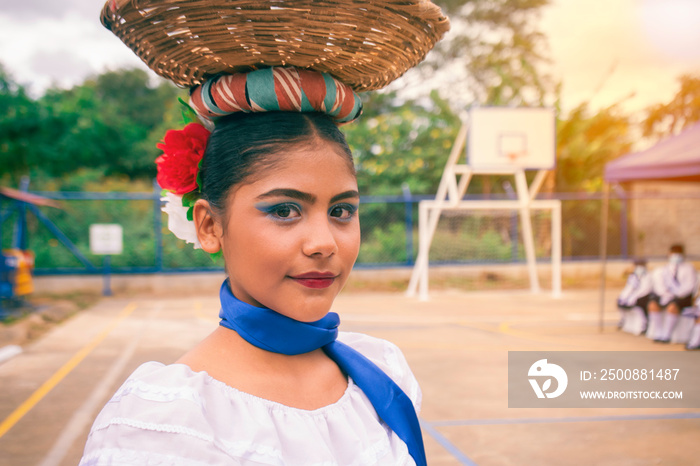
[221,139,360,322]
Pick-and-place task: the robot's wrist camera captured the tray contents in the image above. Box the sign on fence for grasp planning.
[89,224,123,255]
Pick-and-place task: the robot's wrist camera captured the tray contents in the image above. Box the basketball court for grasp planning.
[0,284,698,465]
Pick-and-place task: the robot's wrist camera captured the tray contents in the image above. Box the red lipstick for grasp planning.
[290,272,337,289]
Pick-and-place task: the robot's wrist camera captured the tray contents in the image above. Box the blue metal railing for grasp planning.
[4,186,700,276]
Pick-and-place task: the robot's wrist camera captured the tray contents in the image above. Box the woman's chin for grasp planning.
[280,297,337,323]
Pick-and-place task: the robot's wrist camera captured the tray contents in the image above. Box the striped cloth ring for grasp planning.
[189,67,363,125]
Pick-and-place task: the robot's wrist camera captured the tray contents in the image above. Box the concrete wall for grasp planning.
[33,272,226,296]
[628,181,700,258]
[33,260,681,296]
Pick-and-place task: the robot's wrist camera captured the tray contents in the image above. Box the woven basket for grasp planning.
[101,0,449,91]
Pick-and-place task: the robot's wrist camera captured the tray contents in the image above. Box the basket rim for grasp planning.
[100,0,450,91]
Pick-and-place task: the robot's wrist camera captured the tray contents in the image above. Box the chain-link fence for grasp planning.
[1,189,698,275]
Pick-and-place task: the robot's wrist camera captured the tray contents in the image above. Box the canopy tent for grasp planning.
[605,121,700,182]
[598,121,700,332]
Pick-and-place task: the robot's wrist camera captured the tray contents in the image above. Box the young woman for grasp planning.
[80,109,425,465]
[88,1,449,462]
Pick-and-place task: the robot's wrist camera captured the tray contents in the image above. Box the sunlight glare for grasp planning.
[638,0,700,60]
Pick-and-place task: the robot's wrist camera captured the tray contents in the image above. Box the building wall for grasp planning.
[628,181,700,258]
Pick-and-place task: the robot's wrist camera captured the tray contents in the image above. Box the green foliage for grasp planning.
[345,90,461,195]
[642,74,700,140]
[428,215,516,262]
[555,102,632,192]
[553,103,631,257]
[433,0,555,106]
[20,199,218,271]
[0,67,185,187]
[342,0,557,196]
[31,199,155,269]
[0,47,667,269]
[358,223,408,263]
[0,66,44,179]
[356,216,519,264]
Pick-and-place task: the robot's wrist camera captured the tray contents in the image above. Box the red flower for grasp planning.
[156,123,211,195]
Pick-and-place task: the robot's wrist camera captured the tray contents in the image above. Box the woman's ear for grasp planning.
[193,199,223,254]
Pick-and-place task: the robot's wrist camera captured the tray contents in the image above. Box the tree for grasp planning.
[0,66,184,187]
[37,84,126,179]
[93,69,180,131]
[344,90,461,196]
[0,66,44,183]
[554,102,632,257]
[556,102,632,192]
[362,0,557,200]
[401,0,555,107]
[642,74,700,140]
[43,69,184,180]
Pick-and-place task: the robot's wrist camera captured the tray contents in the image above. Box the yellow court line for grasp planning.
[0,302,138,439]
[456,320,581,347]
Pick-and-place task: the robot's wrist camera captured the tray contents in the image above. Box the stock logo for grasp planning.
[528,359,568,399]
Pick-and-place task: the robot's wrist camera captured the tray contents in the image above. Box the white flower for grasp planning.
[161,192,202,249]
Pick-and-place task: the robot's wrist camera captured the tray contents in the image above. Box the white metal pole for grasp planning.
[552,200,562,297]
[514,169,541,293]
[418,204,432,301]
[407,122,469,298]
[598,183,611,332]
[528,169,548,201]
[456,168,473,200]
[406,201,430,297]
[408,202,425,298]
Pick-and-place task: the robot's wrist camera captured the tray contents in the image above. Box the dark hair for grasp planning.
[670,243,685,254]
[199,111,353,215]
[633,257,647,266]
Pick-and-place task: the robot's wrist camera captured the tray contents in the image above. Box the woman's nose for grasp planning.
[301,215,338,258]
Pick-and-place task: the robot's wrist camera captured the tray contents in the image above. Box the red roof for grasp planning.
[605,121,700,182]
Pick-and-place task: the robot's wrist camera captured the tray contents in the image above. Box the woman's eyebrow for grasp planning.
[256,189,359,204]
[256,188,316,203]
[330,190,360,203]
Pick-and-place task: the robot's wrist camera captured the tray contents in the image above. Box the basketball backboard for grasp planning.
[467,107,556,170]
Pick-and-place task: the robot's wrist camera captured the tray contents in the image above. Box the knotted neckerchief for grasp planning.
[190,67,363,125]
[218,280,426,466]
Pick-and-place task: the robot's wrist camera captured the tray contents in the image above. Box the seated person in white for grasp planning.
[685,295,700,350]
[648,244,698,343]
[616,258,652,333]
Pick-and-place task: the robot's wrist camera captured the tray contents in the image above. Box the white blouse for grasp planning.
[80,332,422,466]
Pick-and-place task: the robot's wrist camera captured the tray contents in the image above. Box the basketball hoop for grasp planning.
[507,151,526,163]
[469,108,555,170]
[408,107,561,301]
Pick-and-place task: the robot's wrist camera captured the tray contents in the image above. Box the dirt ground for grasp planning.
[0,283,698,465]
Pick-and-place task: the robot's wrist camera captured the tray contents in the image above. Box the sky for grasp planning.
[1,0,699,117]
[539,0,700,115]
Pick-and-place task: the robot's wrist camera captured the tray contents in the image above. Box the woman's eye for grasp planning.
[329,204,358,220]
[270,203,301,219]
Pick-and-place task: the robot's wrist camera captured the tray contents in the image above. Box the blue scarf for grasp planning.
[218,280,426,466]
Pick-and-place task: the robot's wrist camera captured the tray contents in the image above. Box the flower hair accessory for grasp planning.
[156,123,210,195]
[156,121,210,250]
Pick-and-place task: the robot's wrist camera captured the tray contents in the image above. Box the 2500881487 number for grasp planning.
[600,369,679,381]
